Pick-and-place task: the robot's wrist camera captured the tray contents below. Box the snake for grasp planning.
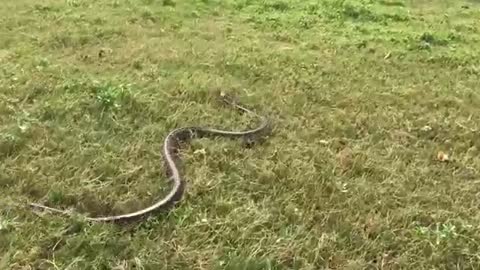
[28,92,271,223]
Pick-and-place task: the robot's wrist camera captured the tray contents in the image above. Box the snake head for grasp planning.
[217,91,238,106]
[241,130,270,148]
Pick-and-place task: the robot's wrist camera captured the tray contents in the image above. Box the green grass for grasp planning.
[1,0,480,269]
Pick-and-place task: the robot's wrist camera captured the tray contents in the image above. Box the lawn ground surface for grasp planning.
[1,0,480,269]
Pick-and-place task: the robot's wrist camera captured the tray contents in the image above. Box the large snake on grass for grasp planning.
[28,92,271,222]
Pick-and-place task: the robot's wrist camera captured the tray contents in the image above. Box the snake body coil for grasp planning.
[29,93,270,222]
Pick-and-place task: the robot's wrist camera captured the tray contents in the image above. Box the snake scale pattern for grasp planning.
[29,93,271,223]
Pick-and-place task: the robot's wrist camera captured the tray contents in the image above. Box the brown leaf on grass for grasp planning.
[363,214,381,239]
[437,151,449,162]
[336,147,354,171]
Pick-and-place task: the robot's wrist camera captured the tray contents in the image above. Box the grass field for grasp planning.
[1,0,480,269]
